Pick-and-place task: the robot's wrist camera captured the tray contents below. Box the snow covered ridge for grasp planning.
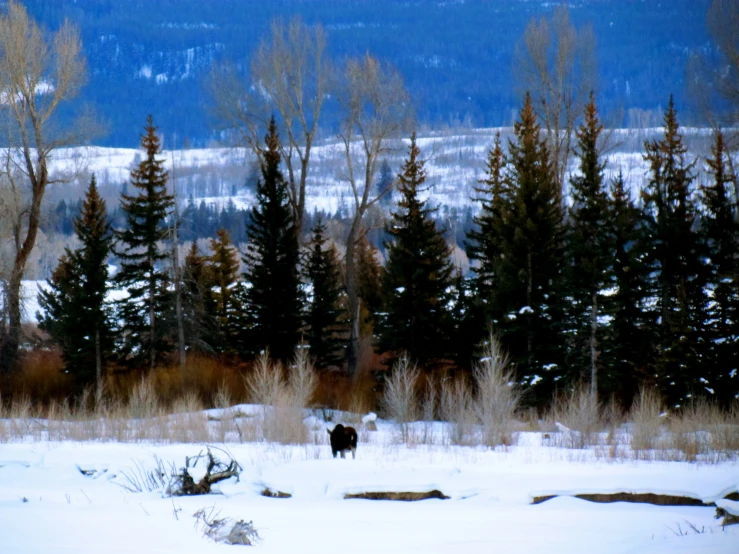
[45,126,727,215]
[0,405,738,553]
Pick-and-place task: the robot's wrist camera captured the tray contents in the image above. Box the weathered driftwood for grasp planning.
[261,487,292,499]
[532,491,738,507]
[716,507,739,527]
[345,490,450,501]
[171,448,242,496]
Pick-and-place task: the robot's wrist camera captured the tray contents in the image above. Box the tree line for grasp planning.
[37,93,739,410]
[2,1,738,412]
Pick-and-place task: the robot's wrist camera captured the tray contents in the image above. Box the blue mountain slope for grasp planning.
[25,0,711,147]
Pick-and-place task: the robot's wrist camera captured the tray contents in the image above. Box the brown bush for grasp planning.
[0,349,71,406]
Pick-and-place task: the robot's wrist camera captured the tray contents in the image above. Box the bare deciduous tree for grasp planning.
[688,0,739,130]
[209,17,330,235]
[0,1,87,373]
[513,5,597,192]
[338,54,412,374]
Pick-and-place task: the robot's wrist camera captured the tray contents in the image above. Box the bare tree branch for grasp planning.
[513,5,597,192]
[337,53,413,374]
[0,1,87,372]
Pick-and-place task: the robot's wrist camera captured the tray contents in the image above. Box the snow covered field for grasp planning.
[1,406,737,553]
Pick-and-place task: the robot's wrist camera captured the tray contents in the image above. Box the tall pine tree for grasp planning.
[495,93,565,403]
[181,243,217,354]
[240,118,302,363]
[377,134,454,369]
[115,116,175,370]
[699,130,739,405]
[564,94,612,397]
[304,218,347,369]
[604,172,655,405]
[38,174,114,389]
[466,133,508,334]
[642,97,707,407]
[208,228,240,348]
[355,232,385,340]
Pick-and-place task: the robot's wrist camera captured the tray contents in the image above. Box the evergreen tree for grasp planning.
[564,94,612,396]
[241,118,302,363]
[181,242,217,354]
[38,175,114,389]
[603,172,654,405]
[355,232,385,335]
[699,130,739,405]
[495,93,565,402]
[642,97,707,407]
[377,134,455,369]
[209,229,240,334]
[114,116,175,369]
[304,218,347,369]
[448,269,479,371]
[466,133,508,324]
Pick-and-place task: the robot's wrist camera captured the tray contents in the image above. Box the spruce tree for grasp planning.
[466,133,508,328]
[495,93,565,402]
[355,232,385,338]
[38,175,114,389]
[181,243,217,354]
[304,218,347,369]
[114,116,175,369]
[604,172,654,405]
[241,118,302,363]
[699,130,739,405]
[377,134,454,369]
[208,228,240,344]
[564,94,612,396]
[642,97,707,407]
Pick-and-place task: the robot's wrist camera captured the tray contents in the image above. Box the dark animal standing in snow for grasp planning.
[327,424,358,459]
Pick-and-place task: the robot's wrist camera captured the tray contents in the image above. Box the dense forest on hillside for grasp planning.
[25,0,711,146]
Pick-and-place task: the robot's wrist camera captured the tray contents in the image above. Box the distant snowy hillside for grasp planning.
[47,127,721,216]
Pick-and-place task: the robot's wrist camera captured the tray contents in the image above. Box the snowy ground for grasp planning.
[1,407,737,553]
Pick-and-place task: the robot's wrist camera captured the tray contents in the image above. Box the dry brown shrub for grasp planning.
[629,387,664,452]
[550,386,604,449]
[4,349,70,405]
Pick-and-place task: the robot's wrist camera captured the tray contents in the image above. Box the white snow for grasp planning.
[0,409,737,553]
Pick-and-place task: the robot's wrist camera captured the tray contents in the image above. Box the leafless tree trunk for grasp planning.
[338,54,412,375]
[688,0,739,132]
[513,5,597,193]
[171,151,186,371]
[590,291,598,400]
[0,2,86,373]
[209,17,330,236]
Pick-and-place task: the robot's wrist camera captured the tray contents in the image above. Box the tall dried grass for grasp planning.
[473,334,519,447]
[440,376,476,446]
[550,386,603,449]
[629,387,664,453]
[243,348,317,445]
[381,354,420,444]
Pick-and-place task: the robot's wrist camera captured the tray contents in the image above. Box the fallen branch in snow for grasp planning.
[715,499,739,527]
[531,491,725,507]
[194,506,259,546]
[261,487,291,498]
[345,490,450,501]
[170,447,242,496]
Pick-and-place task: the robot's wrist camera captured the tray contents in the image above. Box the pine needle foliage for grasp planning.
[699,130,739,405]
[304,218,347,369]
[642,97,707,407]
[38,174,114,389]
[494,93,565,402]
[377,133,454,369]
[114,115,175,369]
[240,118,303,363]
